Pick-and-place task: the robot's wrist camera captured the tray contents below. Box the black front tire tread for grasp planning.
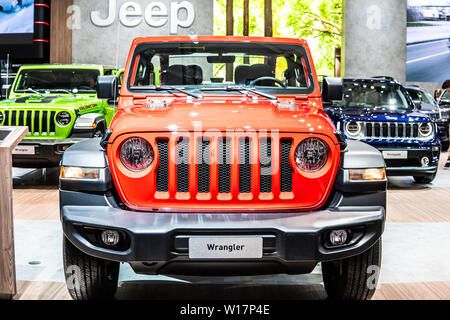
[322,239,381,300]
[63,237,119,300]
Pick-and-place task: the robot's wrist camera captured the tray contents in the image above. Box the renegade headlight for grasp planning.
[61,166,99,179]
[419,122,433,138]
[344,121,362,137]
[295,138,329,172]
[56,111,72,126]
[120,137,154,171]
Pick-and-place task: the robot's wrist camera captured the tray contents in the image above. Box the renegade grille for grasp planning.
[155,136,293,198]
[1,110,57,136]
[364,122,421,139]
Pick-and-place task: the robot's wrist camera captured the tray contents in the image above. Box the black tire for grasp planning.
[63,237,119,300]
[413,173,436,184]
[322,239,382,300]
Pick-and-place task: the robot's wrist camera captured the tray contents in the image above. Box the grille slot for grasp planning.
[33,111,40,134]
[218,137,231,193]
[11,111,17,126]
[42,111,48,134]
[49,111,56,134]
[280,139,293,192]
[239,137,252,194]
[3,110,9,125]
[156,139,169,192]
[259,138,272,193]
[197,138,210,193]
[176,137,190,193]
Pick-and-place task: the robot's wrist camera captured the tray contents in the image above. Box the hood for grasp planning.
[109,96,338,142]
[328,106,432,122]
[0,94,98,112]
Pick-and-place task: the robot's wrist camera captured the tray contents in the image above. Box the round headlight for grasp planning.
[344,121,361,137]
[295,138,329,172]
[419,122,433,137]
[120,137,154,171]
[56,111,72,126]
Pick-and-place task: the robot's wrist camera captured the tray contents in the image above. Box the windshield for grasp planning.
[441,91,450,102]
[407,88,436,106]
[127,42,315,95]
[15,69,100,93]
[337,81,413,110]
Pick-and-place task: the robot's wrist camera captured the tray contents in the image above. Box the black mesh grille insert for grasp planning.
[239,137,252,193]
[42,111,48,134]
[177,137,190,193]
[197,138,210,193]
[26,111,32,133]
[49,111,56,133]
[156,139,169,192]
[3,111,9,126]
[260,138,272,193]
[218,137,231,193]
[34,111,40,133]
[280,139,293,192]
[11,111,17,126]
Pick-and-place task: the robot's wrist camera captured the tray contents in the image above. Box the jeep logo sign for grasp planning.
[91,0,195,34]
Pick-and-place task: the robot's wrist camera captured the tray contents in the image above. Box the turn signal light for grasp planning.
[349,168,386,181]
[61,166,99,179]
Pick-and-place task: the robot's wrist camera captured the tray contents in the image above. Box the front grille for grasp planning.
[1,110,56,136]
[154,135,294,199]
[364,122,421,139]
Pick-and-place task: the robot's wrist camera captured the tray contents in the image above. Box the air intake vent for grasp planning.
[218,137,231,193]
[177,137,190,193]
[280,139,293,192]
[197,138,210,193]
[260,138,272,193]
[156,139,169,192]
[239,137,252,193]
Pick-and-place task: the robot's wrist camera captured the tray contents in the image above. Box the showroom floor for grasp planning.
[10,154,450,300]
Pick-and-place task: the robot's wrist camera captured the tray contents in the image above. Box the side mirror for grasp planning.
[97,76,118,100]
[322,77,343,105]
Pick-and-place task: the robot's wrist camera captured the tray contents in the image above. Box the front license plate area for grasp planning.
[382,150,407,159]
[13,146,36,155]
[189,237,263,259]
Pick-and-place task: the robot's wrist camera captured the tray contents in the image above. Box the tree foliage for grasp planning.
[214,0,343,76]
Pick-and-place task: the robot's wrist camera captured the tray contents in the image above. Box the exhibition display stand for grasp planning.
[0,127,28,300]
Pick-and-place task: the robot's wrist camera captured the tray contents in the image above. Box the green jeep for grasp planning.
[0,64,117,168]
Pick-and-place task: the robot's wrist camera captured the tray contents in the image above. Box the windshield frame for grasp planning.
[125,41,317,96]
[13,68,100,94]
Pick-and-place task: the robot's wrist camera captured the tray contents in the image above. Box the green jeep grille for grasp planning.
[1,109,70,138]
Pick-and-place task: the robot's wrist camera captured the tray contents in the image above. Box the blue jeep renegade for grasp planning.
[325,78,440,184]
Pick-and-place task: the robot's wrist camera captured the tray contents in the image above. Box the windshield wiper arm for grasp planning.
[131,86,203,100]
[25,88,44,96]
[51,89,77,96]
[201,86,278,101]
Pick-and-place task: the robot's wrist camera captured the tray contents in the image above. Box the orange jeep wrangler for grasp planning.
[60,36,387,300]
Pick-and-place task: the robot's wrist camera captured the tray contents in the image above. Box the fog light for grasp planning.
[101,230,120,246]
[421,157,430,167]
[329,230,348,246]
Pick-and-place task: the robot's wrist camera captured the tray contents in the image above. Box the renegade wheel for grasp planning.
[413,174,437,184]
[63,237,119,300]
[322,239,381,300]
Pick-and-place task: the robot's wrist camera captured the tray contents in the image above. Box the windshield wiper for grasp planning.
[201,86,277,101]
[25,88,44,96]
[131,86,203,100]
[50,89,77,96]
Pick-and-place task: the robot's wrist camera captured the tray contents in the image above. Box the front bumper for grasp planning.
[12,138,88,168]
[377,147,439,177]
[62,205,385,275]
